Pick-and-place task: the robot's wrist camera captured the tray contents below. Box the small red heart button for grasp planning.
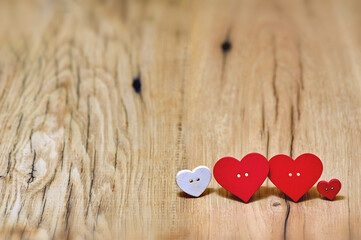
[269,153,323,202]
[317,179,341,200]
[213,153,269,202]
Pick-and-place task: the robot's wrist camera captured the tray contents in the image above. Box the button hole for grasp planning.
[189,179,193,183]
[196,178,200,181]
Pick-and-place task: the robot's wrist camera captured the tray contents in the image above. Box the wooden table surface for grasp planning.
[0,0,360,239]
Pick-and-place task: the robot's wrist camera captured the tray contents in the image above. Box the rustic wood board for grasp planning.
[0,0,360,239]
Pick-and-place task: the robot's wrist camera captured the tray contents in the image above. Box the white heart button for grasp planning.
[176,166,211,197]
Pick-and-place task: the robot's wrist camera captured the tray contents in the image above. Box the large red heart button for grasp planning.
[269,154,323,202]
[317,179,341,200]
[213,153,269,202]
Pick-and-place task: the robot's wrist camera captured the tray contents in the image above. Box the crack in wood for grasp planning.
[266,132,270,159]
[76,67,81,109]
[42,98,50,126]
[86,96,91,152]
[16,114,23,134]
[272,35,279,121]
[61,141,66,170]
[29,129,34,152]
[65,184,73,230]
[4,198,9,216]
[284,197,291,240]
[42,185,48,202]
[176,49,187,166]
[86,150,97,217]
[296,40,304,120]
[262,97,265,133]
[114,131,119,170]
[34,66,44,101]
[52,219,59,240]
[38,199,47,226]
[7,150,12,175]
[67,164,73,188]
[16,203,24,223]
[55,58,59,89]
[290,105,295,158]
[27,151,37,184]
[297,41,304,90]
[21,72,29,94]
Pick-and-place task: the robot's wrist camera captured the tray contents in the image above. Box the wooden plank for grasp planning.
[0,0,360,239]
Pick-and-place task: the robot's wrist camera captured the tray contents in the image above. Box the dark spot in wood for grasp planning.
[132,77,141,93]
[273,202,281,207]
[221,40,232,53]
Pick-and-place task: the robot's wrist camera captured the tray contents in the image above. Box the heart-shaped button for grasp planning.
[269,153,323,202]
[176,166,212,197]
[317,179,341,200]
[213,153,269,202]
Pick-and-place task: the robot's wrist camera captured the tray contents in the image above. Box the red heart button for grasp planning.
[213,153,269,202]
[269,153,323,202]
[317,179,341,200]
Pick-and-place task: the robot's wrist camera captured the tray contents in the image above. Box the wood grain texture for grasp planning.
[0,0,360,239]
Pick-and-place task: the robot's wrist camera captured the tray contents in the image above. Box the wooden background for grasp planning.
[0,0,360,239]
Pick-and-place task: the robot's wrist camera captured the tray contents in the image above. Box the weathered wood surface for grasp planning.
[0,0,360,239]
